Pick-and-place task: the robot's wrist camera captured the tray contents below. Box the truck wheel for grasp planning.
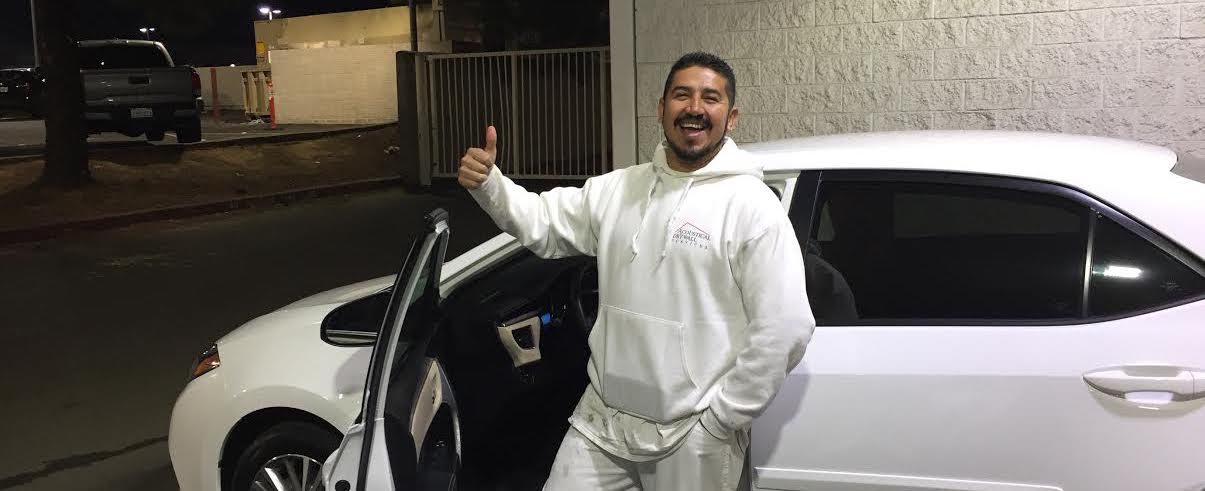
[176,118,202,144]
[146,129,165,142]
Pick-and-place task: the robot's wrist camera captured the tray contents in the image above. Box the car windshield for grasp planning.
[1172,153,1205,185]
[79,45,170,69]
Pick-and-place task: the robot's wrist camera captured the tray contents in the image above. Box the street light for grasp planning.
[138,27,156,40]
[258,6,281,20]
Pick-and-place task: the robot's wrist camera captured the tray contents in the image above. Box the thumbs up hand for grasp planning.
[459,126,498,190]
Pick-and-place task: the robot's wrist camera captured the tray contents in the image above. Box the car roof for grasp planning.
[745,131,1177,181]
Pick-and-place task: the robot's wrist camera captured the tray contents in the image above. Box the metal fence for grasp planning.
[428,47,611,179]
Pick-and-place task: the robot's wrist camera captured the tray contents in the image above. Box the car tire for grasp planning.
[230,421,340,491]
[176,117,202,144]
[146,129,165,142]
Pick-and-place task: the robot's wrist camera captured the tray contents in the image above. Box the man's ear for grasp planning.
[657,97,665,123]
[726,107,740,132]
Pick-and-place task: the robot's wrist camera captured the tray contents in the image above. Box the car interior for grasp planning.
[432,251,596,489]
[323,248,598,490]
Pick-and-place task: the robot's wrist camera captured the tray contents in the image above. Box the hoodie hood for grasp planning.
[629,138,761,261]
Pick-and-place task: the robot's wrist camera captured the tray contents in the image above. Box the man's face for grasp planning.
[658,66,739,167]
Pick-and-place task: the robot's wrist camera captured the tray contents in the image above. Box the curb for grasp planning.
[0,176,404,246]
[0,122,396,160]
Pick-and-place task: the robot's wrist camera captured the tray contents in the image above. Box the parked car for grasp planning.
[0,67,45,118]
[169,131,1205,491]
[79,39,203,143]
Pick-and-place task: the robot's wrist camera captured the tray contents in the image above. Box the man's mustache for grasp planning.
[675,115,710,128]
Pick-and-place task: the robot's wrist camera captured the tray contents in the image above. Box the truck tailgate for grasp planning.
[83,68,194,106]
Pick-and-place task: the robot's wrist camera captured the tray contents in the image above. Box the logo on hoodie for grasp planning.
[671,222,712,251]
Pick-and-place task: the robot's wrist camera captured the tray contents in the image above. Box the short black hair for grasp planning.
[662,52,736,105]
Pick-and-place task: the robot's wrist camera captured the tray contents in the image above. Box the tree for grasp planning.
[34,0,91,187]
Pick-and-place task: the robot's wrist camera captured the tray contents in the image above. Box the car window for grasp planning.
[79,45,171,69]
[1172,153,1205,185]
[805,180,1089,324]
[1088,215,1205,316]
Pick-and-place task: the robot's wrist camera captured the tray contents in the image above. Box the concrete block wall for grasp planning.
[196,65,261,110]
[269,44,405,124]
[633,0,1205,161]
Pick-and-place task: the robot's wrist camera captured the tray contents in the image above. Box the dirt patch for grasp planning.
[0,127,401,231]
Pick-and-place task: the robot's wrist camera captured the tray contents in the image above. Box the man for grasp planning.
[459,52,814,490]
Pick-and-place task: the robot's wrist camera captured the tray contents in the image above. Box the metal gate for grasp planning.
[427,47,611,179]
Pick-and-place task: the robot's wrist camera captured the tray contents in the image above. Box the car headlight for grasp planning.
[189,344,221,381]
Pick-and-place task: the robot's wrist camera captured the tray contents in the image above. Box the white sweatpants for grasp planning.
[542,424,748,491]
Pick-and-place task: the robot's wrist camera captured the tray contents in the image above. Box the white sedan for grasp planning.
[170,131,1205,491]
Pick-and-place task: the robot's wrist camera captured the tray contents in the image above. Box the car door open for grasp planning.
[324,208,459,491]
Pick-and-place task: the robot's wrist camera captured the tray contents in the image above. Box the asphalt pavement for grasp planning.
[0,187,500,490]
[0,117,375,157]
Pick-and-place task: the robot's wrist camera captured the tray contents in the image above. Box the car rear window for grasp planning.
[79,45,171,69]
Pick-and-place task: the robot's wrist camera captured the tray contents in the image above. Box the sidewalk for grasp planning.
[0,125,406,244]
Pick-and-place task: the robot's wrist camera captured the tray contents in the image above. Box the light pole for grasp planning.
[29,0,39,65]
[138,27,155,40]
[258,6,281,20]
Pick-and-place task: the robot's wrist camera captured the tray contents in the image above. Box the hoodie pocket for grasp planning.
[595,305,697,422]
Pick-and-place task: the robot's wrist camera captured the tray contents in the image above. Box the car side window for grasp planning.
[804,180,1089,324]
[1089,214,1205,316]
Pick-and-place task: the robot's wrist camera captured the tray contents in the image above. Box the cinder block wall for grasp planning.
[270,44,405,124]
[633,0,1205,162]
[196,65,261,110]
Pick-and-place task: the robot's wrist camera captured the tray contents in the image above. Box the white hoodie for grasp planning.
[468,138,814,459]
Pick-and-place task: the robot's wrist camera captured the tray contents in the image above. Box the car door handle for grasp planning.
[1083,365,1205,403]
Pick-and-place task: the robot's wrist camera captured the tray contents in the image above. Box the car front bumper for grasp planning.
[169,369,227,491]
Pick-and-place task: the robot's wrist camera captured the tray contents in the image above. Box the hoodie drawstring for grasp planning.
[658,177,694,262]
[628,138,758,263]
[628,174,659,261]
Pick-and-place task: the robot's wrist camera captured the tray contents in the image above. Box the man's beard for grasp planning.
[664,114,729,165]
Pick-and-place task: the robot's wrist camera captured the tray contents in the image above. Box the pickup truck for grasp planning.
[79,39,203,143]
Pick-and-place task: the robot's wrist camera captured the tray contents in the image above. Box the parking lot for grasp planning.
[0,116,375,157]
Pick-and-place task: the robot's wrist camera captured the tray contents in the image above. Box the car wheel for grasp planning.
[230,421,340,491]
[176,117,202,144]
[146,129,165,142]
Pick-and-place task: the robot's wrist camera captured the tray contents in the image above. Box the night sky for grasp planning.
[0,0,403,68]
[0,0,608,68]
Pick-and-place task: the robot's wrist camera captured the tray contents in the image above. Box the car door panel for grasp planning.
[755,467,1063,491]
[755,304,1205,490]
[757,171,1205,491]
[324,209,457,491]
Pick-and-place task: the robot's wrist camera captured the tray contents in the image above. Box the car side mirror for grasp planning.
[320,290,390,347]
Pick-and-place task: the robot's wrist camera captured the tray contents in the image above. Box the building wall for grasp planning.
[632,0,1205,162]
[270,44,405,124]
[253,6,453,63]
[196,65,261,110]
